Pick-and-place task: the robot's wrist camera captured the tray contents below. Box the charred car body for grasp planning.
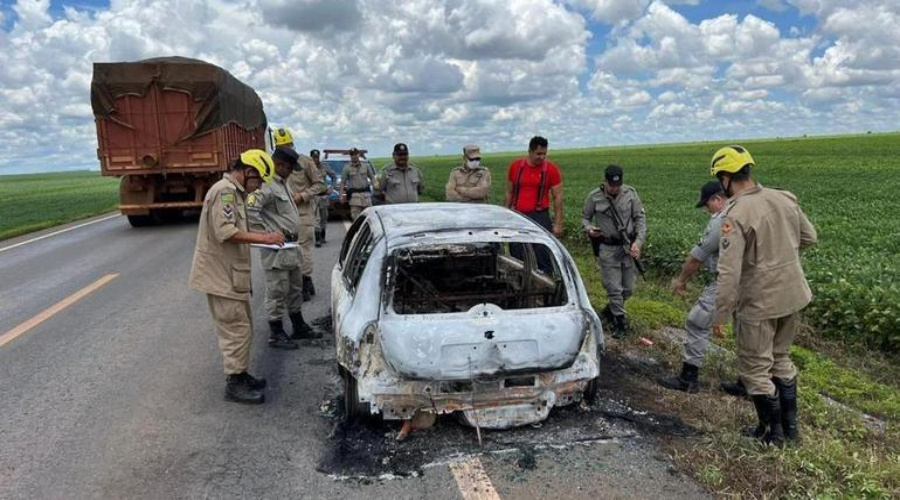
[332,203,603,429]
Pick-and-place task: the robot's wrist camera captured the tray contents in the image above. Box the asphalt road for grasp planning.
[0,214,709,499]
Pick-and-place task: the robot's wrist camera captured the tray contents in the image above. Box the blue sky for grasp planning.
[0,0,898,174]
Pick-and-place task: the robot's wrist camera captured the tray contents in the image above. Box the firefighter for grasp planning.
[711,145,817,445]
[188,150,285,405]
[273,127,325,301]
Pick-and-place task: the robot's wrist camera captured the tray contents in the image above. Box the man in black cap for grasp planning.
[581,165,647,338]
[247,147,318,349]
[659,181,731,393]
[375,143,425,204]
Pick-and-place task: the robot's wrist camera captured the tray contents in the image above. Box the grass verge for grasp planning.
[568,240,900,498]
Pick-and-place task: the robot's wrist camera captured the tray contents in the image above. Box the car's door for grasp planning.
[332,217,379,367]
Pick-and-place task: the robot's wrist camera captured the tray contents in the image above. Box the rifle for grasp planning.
[604,199,645,276]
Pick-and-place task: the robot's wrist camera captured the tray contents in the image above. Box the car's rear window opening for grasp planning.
[391,242,568,314]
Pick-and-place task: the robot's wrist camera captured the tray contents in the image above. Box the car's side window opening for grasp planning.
[390,242,567,314]
[344,222,375,291]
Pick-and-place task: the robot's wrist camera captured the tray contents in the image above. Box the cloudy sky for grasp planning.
[1,0,898,174]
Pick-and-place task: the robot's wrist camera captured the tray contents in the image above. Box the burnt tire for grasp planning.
[342,370,371,420]
[127,215,155,227]
[584,377,600,405]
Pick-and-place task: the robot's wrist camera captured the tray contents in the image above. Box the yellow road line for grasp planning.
[0,273,119,348]
[449,457,501,500]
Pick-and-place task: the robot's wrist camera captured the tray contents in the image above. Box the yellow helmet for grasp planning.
[273,127,294,147]
[239,149,275,183]
[710,145,754,176]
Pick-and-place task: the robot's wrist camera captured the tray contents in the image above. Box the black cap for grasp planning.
[272,147,300,170]
[696,180,724,208]
[310,149,320,158]
[605,165,624,186]
[393,143,409,155]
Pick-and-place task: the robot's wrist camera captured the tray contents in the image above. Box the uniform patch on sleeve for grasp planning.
[221,192,235,205]
[722,221,732,235]
[722,238,731,250]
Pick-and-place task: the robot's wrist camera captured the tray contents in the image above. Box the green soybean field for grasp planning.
[412,132,900,353]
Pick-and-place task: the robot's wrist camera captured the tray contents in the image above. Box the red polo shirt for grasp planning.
[507,158,561,212]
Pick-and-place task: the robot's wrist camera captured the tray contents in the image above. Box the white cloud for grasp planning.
[0,0,898,174]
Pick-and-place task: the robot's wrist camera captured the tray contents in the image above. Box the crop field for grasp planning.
[0,171,119,240]
[412,132,900,353]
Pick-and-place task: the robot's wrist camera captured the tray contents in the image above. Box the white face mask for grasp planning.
[466,159,480,169]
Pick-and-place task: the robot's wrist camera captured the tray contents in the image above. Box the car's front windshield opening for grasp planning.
[390,242,568,314]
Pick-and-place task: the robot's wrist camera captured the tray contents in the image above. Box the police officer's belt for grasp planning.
[346,188,368,195]
[598,234,636,246]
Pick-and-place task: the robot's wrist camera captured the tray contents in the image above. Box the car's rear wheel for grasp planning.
[584,377,600,405]
[342,369,371,420]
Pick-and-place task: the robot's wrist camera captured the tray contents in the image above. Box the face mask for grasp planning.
[466,159,480,169]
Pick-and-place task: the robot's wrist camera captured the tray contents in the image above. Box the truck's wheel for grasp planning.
[342,370,371,421]
[127,215,154,227]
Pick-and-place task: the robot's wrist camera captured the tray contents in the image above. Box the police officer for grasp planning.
[710,145,817,445]
[659,181,727,393]
[188,150,285,405]
[446,144,491,203]
[581,165,647,339]
[310,149,337,246]
[274,128,325,300]
[339,148,375,220]
[247,147,319,346]
[376,143,425,204]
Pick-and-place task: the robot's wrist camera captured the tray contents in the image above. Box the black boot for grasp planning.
[225,374,265,405]
[289,311,321,339]
[659,363,700,393]
[600,305,614,324]
[612,315,627,339]
[748,393,785,446]
[721,378,748,398]
[241,372,267,390]
[315,229,323,247]
[268,320,299,350]
[303,275,316,297]
[321,227,326,244]
[774,377,801,443]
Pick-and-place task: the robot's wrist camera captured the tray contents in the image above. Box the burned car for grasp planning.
[332,203,603,429]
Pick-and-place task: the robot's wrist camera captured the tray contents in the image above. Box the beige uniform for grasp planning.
[445,165,491,202]
[377,163,425,204]
[713,185,817,396]
[341,162,374,220]
[188,174,254,375]
[315,161,337,232]
[247,174,304,321]
[581,183,647,317]
[286,155,325,277]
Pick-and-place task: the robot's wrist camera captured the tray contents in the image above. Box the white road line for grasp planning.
[449,457,501,500]
[0,214,120,254]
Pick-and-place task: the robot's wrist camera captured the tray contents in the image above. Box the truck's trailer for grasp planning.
[91,57,267,226]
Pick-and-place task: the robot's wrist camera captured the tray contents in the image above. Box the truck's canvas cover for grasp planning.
[91,56,266,138]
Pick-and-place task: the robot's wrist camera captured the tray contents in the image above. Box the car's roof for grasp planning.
[369,203,548,242]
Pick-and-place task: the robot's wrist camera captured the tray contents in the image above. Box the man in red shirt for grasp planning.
[505,136,564,237]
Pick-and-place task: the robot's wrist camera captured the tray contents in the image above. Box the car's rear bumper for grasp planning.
[356,333,600,429]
